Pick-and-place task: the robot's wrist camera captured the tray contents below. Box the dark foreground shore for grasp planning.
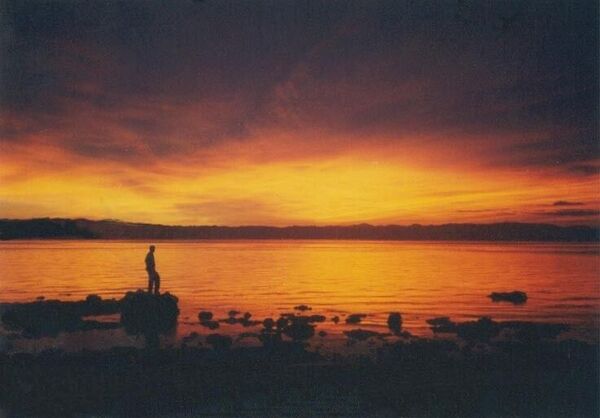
[0,292,598,417]
[1,337,597,417]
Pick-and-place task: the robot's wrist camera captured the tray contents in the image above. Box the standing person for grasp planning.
[145,245,160,295]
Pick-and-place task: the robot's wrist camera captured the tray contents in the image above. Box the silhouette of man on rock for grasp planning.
[145,245,160,295]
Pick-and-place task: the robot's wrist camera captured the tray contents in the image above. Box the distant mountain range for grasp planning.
[0,218,597,241]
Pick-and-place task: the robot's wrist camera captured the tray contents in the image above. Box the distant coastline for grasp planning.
[0,218,597,242]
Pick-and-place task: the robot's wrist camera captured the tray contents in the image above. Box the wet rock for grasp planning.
[205,334,232,350]
[426,317,457,333]
[228,310,240,317]
[387,312,403,335]
[426,315,569,343]
[1,295,121,336]
[307,315,326,323]
[456,317,500,342]
[182,332,200,345]
[489,291,528,304]
[86,294,102,304]
[199,320,220,330]
[282,320,315,342]
[344,329,387,341]
[331,316,340,324]
[273,314,318,342]
[243,312,252,320]
[120,291,179,335]
[502,321,569,342]
[236,332,260,342]
[318,330,327,337]
[276,316,290,330]
[346,313,367,324]
[259,318,282,346]
[219,316,260,327]
[263,318,275,330]
[240,317,260,327]
[198,311,213,321]
[294,304,312,311]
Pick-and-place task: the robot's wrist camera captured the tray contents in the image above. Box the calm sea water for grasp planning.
[1,240,599,350]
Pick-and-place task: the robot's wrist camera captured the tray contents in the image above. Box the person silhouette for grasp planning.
[145,245,160,295]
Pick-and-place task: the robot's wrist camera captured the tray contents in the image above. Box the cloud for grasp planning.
[0,0,598,225]
[541,210,599,217]
[552,201,584,207]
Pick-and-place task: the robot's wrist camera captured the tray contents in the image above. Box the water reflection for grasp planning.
[0,240,598,351]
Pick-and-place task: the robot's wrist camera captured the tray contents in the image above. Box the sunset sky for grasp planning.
[1,0,598,226]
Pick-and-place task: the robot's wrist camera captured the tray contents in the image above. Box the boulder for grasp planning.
[120,291,179,335]
[1,295,121,337]
[206,334,232,350]
[346,313,367,324]
[198,311,213,321]
[489,291,528,304]
[344,329,387,341]
[387,312,403,335]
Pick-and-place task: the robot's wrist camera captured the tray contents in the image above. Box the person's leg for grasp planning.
[147,271,153,293]
[154,272,160,295]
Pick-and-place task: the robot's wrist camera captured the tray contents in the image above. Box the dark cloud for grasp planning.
[540,210,599,217]
[568,164,600,177]
[0,0,598,170]
[552,201,584,206]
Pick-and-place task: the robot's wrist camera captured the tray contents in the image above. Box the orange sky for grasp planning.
[0,1,598,226]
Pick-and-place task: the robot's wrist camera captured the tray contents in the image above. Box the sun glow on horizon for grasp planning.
[1,151,597,226]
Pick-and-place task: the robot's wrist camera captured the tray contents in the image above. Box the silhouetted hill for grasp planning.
[0,218,597,241]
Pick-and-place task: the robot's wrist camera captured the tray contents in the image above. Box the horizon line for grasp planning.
[1,217,597,230]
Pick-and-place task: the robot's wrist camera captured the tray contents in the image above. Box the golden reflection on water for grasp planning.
[0,240,598,341]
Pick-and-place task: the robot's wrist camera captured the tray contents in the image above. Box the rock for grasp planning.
[199,320,220,330]
[198,311,213,321]
[456,317,500,342]
[228,310,240,317]
[86,294,102,304]
[502,321,569,342]
[1,296,121,337]
[263,318,275,330]
[205,334,232,350]
[219,316,260,327]
[387,312,403,335]
[236,332,260,342]
[426,316,568,343]
[275,314,317,342]
[120,291,179,335]
[276,317,289,330]
[282,320,315,342]
[239,317,260,327]
[346,313,367,324]
[344,329,387,341]
[489,291,528,304]
[426,317,457,333]
[182,332,200,345]
[331,316,340,324]
[307,315,326,323]
[294,304,312,311]
[318,330,327,337]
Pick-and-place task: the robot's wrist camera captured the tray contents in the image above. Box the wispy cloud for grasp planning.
[0,1,598,225]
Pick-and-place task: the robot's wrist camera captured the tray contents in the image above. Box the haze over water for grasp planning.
[1,240,598,344]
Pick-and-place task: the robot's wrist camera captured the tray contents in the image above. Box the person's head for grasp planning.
[149,245,155,252]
